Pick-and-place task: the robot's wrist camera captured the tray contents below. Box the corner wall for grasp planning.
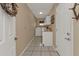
[73,19,79,56]
[16,4,36,55]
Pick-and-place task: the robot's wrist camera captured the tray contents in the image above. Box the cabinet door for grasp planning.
[42,32,53,46]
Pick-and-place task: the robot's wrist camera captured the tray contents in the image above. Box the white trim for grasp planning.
[19,37,34,56]
[52,46,60,56]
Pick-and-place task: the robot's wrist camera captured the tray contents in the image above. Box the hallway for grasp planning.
[22,37,58,56]
[0,3,78,56]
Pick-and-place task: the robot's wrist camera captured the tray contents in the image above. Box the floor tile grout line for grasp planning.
[23,36,58,56]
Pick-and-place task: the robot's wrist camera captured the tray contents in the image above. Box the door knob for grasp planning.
[15,37,18,40]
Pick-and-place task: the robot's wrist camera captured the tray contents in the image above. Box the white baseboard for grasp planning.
[55,47,60,56]
[19,37,34,56]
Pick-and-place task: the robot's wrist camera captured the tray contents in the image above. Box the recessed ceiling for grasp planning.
[27,3,54,18]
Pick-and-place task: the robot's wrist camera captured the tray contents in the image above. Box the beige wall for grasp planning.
[74,20,79,56]
[73,4,79,55]
[16,4,36,55]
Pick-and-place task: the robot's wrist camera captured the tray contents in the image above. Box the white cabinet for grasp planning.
[42,32,53,46]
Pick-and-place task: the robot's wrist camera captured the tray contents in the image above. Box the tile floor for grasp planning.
[22,36,58,56]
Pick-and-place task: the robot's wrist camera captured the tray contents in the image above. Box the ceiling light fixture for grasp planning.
[40,23,44,26]
[40,12,43,14]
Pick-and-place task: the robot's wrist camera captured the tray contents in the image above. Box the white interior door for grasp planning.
[35,27,42,36]
[0,6,16,56]
[56,4,74,56]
